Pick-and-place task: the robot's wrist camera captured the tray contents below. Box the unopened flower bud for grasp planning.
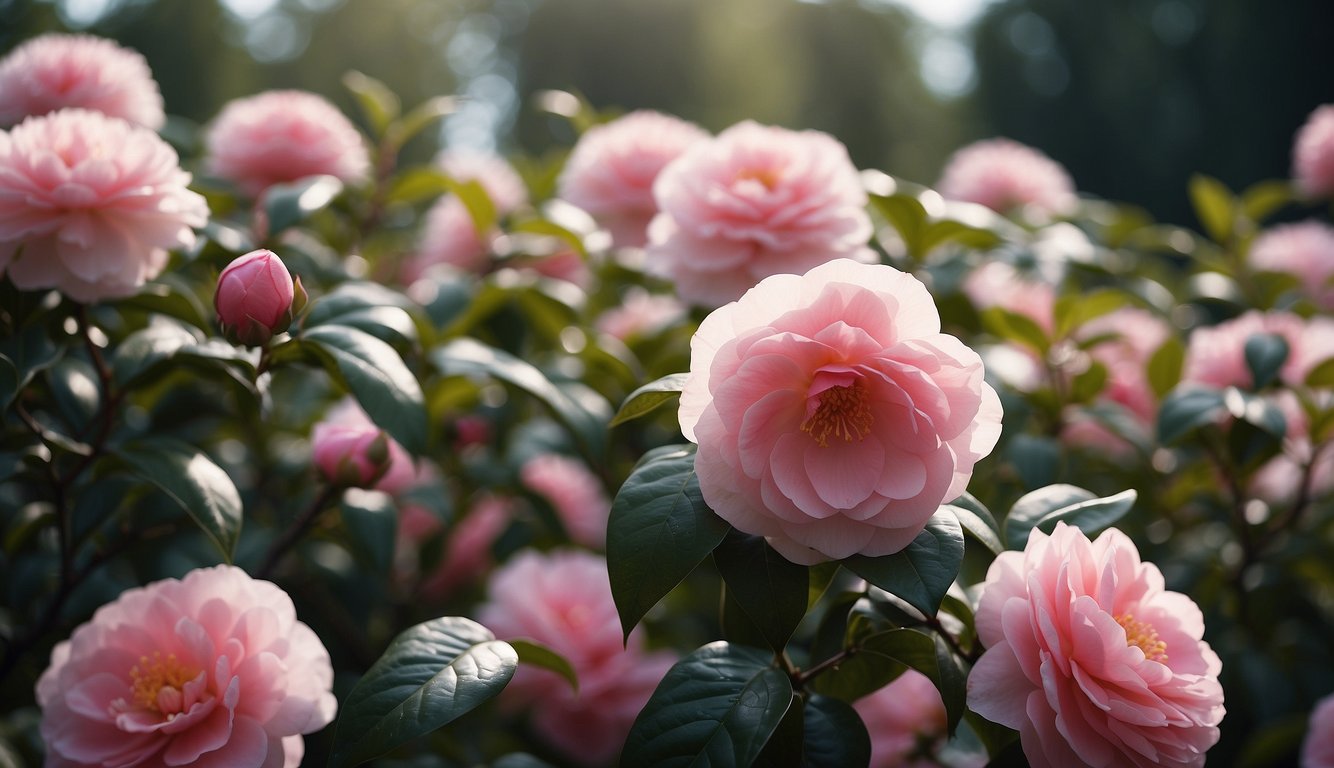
[215,248,295,347]
[311,423,393,489]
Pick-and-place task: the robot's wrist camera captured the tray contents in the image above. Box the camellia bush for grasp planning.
[2,30,1334,768]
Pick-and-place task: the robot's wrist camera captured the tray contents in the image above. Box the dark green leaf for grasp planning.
[1003,484,1095,551]
[302,324,427,455]
[611,373,689,426]
[942,503,1003,557]
[0,323,64,408]
[714,531,809,652]
[111,322,199,386]
[1157,386,1226,444]
[802,694,870,768]
[264,175,344,237]
[1243,333,1289,390]
[1189,174,1235,244]
[115,440,242,561]
[1069,361,1109,403]
[859,629,967,733]
[919,219,1002,256]
[1146,337,1185,399]
[303,282,419,347]
[1223,387,1286,437]
[1006,433,1061,490]
[844,511,964,616]
[115,279,211,331]
[47,357,100,433]
[340,489,398,573]
[509,639,578,693]
[754,693,803,768]
[387,96,456,151]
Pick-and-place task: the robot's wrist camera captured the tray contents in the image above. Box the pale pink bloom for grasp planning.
[405,494,515,599]
[961,260,1057,334]
[310,399,415,493]
[479,549,676,766]
[215,249,295,346]
[1182,311,1310,389]
[205,90,369,198]
[1249,389,1334,504]
[437,149,528,215]
[679,259,1003,564]
[647,120,874,308]
[406,195,490,279]
[0,33,164,129]
[517,247,592,289]
[36,565,336,768]
[1250,221,1334,310]
[595,287,686,341]
[521,453,610,548]
[938,137,1078,217]
[1063,308,1174,453]
[968,523,1225,768]
[1293,104,1334,199]
[854,670,954,768]
[558,110,708,248]
[1303,693,1334,768]
[0,109,207,302]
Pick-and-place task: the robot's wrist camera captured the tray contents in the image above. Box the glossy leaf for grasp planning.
[861,629,967,733]
[0,324,63,409]
[115,440,243,561]
[980,307,1049,354]
[943,503,1003,557]
[509,639,578,693]
[303,282,419,347]
[610,372,688,426]
[844,511,964,616]
[1243,332,1289,390]
[302,324,427,455]
[264,175,344,237]
[340,489,398,573]
[802,694,871,768]
[714,531,809,652]
[1004,485,1137,550]
[1157,386,1226,444]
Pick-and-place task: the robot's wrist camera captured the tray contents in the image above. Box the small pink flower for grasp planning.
[1293,104,1334,199]
[520,453,610,548]
[967,523,1225,768]
[0,33,164,129]
[1250,221,1334,310]
[595,287,686,341]
[938,137,1077,217]
[679,259,1002,564]
[854,670,969,768]
[479,549,676,766]
[310,399,415,492]
[647,120,874,307]
[36,565,336,768]
[1063,308,1174,453]
[961,261,1057,334]
[1303,693,1334,768]
[1182,310,1310,389]
[205,90,369,198]
[406,196,490,280]
[215,249,297,346]
[558,110,708,248]
[437,149,528,215]
[407,494,514,599]
[0,109,207,303]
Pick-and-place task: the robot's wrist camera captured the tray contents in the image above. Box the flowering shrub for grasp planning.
[1,29,1333,768]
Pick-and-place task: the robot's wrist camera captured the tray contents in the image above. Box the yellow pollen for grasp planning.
[129,653,197,714]
[1116,614,1168,662]
[801,382,874,447]
[734,166,783,190]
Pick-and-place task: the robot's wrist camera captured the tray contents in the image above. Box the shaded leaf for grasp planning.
[1189,174,1235,244]
[509,639,578,693]
[844,511,964,616]
[264,175,344,236]
[344,70,400,137]
[1147,337,1185,399]
[1004,485,1136,550]
[302,324,427,455]
[802,694,871,768]
[1157,386,1226,444]
[115,440,242,561]
[1243,333,1289,390]
[611,372,688,426]
[340,489,398,573]
[714,531,809,652]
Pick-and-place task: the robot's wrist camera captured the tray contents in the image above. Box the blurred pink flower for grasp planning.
[595,287,686,341]
[415,494,514,598]
[679,259,1002,564]
[1303,693,1334,768]
[310,399,415,492]
[1294,104,1334,199]
[479,549,676,766]
[0,33,164,129]
[215,249,296,346]
[938,137,1077,217]
[854,670,962,768]
[968,523,1225,768]
[521,453,610,548]
[205,90,369,198]
[406,196,490,280]
[647,120,874,307]
[437,149,528,215]
[1250,221,1334,310]
[1182,310,1310,389]
[961,261,1057,335]
[1062,308,1174,453]
[0,109,207,302]
[36,565,336,768]
[558,110,708,248]
[518,247,593,289]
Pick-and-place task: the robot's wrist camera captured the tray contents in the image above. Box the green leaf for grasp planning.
[607,444,729,640]
[449,177,498,235]
[47,357,100,433]
[714,531,809,652]
[1054,289,1128,340]
[919,219,1002,256]
[387,96,456,151]
[511,217,590,258]
[611,373,688,427]
[622,642,793,768]
[387,167,455,206]
[844,511,964,616]
[1157,386,1226,444]
[1189,173,1235,244]
[328,617,517,768]
[1069,361,1109,403]
[802,694,871,768]
[0,323,63,408]
[1003,485,1136,550]
[340,489,398,573]
[1306,356,1334,388]
[115,279,211,331]
[343,70,401,137]
[861,629,967,733]
[980,307,1050,354]
[509,639,578,693]
[302,324,427,455]
[264,175,344,237]
[1223,387,1287,437]
[870,194,927,257]
[112,322,259,390]
[1243,333,1289,390]
[303,282,419,347]
[1240,180,1294,224]
[1006,433,1061,490]
[943,503,1003,557]
[115,440,242,561]
[1146,337,1185,399]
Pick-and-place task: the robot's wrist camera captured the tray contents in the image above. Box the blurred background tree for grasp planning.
[1,0,1331,223]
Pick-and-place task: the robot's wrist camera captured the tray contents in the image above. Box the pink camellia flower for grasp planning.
[967,522,1225,768]
[437,148,528,215]
[938,137,1078,217]
[961,260,1057,335]
[646,120,875,308]
[0,33,165,129]
[0,109,208,303]
[215,249,300,346]
[1062,307,1174,453]
[595,287,686,341]
[1303,692,1334,768]
[678,259,1003,564]
[36,565,336,768]
[1293,104,1334,199]
[401,493,515,600]
[558,110,708,248]
[854,670,976,768]
[1250,221,1334,310]
[479,549,676,766]
[1182,310,1310,389]
[205,90,369,198]
[406,196,489,280]
[310,399,415,492]
[520,453,610,548]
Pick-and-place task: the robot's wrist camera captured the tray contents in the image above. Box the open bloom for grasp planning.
[938,137,1077,217]
[0,33,164,129]
[0,109,207,302]
[1303,693,1334,768]
[520,453,610,548]
[215,249,297,346]
[595,287,686,341]
[1294,104,1334,199]
[968,523,1225,768]
[1249,221,1334,310]
[310,399,415,492]
[205,90,369,198]
[36,565,336,768]
[558,110,708,248]
[679,259,1002,564]
[646,120,874,307]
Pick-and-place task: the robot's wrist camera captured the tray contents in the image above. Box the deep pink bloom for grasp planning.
[310,399,415,492]
[938,137,1077,217]
[0,109,207,302]
[215,249,295,346]
[558,110,708,248]
[968,523,1225,768]
[0,33,164,129]
[478,549,676,766]
[520,453,610,548]
[1294,104,1334,199]
[205,90,369,198]
[36,565,336,768]
[437,149,528,215]
[961,260,1057,334]
[1303,693,1334,768]
[854,670,973,768]
[595,287,686,341]
[679,259,1002,564]
[646,120,874,307]
[1250,221,1334,310]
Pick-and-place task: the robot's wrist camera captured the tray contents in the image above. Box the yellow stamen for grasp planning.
[801,381,874,447]
[734,166,782,190]
[129,652,197,714]
[1116,614,1168,662]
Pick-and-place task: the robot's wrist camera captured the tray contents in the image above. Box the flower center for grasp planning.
[734,166,782,190]
[1116,613,1168,662]
[801,381,874,447]
[129,652,198,715]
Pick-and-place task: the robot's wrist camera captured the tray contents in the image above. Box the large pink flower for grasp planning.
[0,33,164,129]
[204,90,369,198]
[1250,221,1334,310]
[938,137,1077,217]
[595,287,686,341]
[405,196,490,280]
[1303,693,1334,768]
[679,259,1002,564]
[558,110,708,248]
[1182,310,1312,389]
[1293,104,1334,199]
[437,149,528,215]
[646,120,874,307]
[968,523,1225,768]
[478,549,676,766]
[520,453,610,549]
[0,109,207,302]
[854,669,975,768]
[36,565,337,768]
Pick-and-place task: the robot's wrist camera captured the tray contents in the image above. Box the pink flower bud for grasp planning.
[311,422,393,488]
[215,248,295,346]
